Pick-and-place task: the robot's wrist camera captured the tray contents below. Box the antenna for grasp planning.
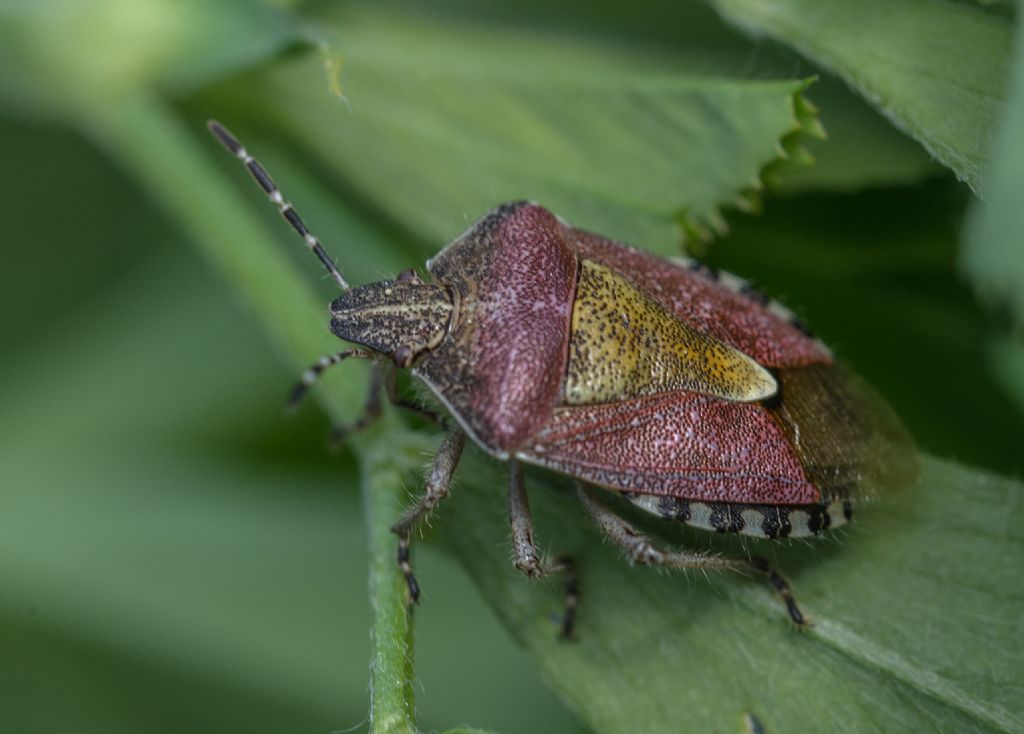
[207,120,350,290]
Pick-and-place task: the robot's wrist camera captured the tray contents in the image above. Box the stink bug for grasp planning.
[209,121,917,633]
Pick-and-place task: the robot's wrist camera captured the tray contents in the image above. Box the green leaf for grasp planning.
[82,95,357,408]
[432,453,1023,734]
[989,337,1024,417]
[0,258,379,732]
[963,12,1024,331]
[703,0,1015,193]
[344,0,940,196]
[774,77,943,193]
[231,7,823,250]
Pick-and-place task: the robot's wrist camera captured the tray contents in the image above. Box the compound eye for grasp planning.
[393,344,415,368]
[396,268,421,284]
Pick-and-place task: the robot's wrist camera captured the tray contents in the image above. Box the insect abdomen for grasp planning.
[622,492,852,539]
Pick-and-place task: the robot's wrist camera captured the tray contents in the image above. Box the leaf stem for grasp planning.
[358,423,420,734]
[80,91,425,733]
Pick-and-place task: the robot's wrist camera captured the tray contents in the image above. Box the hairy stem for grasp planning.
[82,91,422,733]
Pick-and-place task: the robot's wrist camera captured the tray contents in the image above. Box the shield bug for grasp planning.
[208,121,917,634]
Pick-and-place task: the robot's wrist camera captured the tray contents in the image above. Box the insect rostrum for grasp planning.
[208,120,918,635]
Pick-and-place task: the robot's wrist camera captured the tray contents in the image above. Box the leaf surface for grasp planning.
[964,13,1024,331]
[432,452,1023,734]
[704,0,1015,193]
[239,7,822,250]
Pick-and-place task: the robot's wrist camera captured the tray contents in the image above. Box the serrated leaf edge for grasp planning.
[680,79,824,252]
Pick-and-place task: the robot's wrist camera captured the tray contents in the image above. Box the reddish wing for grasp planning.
[517,390,820,505]
[539,225,916,504]
[565,228,828,369]
[520,363,917,505]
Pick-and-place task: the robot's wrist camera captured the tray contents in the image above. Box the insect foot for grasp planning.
[578,485,809,627]
[389,431,467,603]
[507,462,580,639]
[747,556,808,628]
[553,555,580,640]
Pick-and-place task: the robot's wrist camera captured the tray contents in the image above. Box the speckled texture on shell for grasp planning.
[565,229,829,368]
[414,203,577,454]
[329,280,452,356]
[519,361,917,506]
[565,260,777,404]
[410,202,915,508]
[517,388,819,505]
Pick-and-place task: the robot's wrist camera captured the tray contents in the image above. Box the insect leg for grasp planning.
[743,712,767,734]
[391,429,467,603]
[286,348,375,411]
[577,484,807,627]
[328,363,386,446]
[556,555,580,641]
[383,367,442,425]
[508,462,580,639]
[508,461,544,577]
[327,365,441,446]
[745,555,806,628]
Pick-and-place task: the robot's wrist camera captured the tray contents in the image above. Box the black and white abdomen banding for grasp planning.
[622,492,853,539]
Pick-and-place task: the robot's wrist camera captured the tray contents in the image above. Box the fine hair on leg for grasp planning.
[391,430,467,602]
[507,462,580,639]
[577,483,807,626]
[508,461,543,578]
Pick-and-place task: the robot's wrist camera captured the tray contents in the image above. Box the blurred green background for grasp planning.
[1,1,1022,733]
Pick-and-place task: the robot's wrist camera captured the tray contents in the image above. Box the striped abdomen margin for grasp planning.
[622,492,854,539]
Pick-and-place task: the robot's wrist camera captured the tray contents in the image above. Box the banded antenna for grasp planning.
[207,120,350,291]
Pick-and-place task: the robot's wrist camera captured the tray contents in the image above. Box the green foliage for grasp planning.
[227,6,823,249]
[0,1,1021,733]
[964,13,1024,333]
[436,453,1023,733]
[704,0,1015,194]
